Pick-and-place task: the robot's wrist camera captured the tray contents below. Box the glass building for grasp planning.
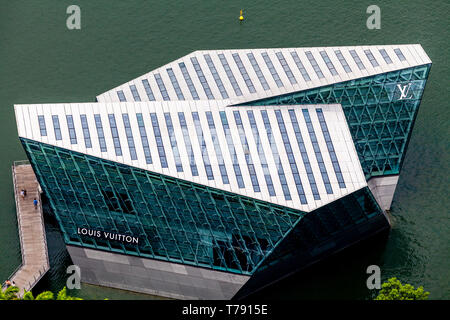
[15,44,431,299]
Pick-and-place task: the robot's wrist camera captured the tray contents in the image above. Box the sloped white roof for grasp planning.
[96,44,431,105]
[15,101,366,212]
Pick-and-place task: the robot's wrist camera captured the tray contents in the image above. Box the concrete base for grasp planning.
[367,175,399,212]
[67,245,249,300]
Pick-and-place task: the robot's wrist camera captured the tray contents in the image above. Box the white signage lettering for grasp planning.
[77,227,139,244]
[397,83,413,100]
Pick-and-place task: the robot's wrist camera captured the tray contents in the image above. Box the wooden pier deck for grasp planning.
[4,161,49,295]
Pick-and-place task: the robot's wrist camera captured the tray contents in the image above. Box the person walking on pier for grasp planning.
[33,198,38,209]
[20,189,25,199]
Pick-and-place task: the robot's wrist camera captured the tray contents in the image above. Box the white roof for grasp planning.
[15,101,366,212]
[96,44,431,105]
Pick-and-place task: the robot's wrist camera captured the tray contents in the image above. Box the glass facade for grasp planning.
[178,112,199,176]
[233,111,260,193]
[239,64,431,178]
[66,115,77,145]
[313,109,346,188]
[154,73,170,101]
[247,111,276,197]
[334,50,352,73]
[136,113,153,164]
[394,48,406,62]
[94,114,107,152]
[80,115,92,149]
[274,110,307,204]
[220,111,245,189]
[179,62,200,100]
[257,187,383,272]
[349,50,366,70]
[52,115,62,141]
[192,112,214,180]
[150,113,168,168]
[21,138,304,275]
[236,186,387,298]
[191,57,214,99]
[122,114,138,161]
[142,79,156,101]
[379,49,393,65]
[117,90,126,102]
[261,110,292,201]
[21,137,387,280]
[290,51,311,82]
[218,54,242,96]
[38,115,47,136]
[204,54,229,99]
[276,52,297,85]
[320,51,338,76]
[247,53,270,90]
[305,51,324,79]
[164,113,183,172]
[108,114,122,156]
[261,52,283,87]
[130,85,141,102]
[205,111,229,184]
[288,110,321,199]
[233,53,256,94]
[364,49,379,67]
[167,68,185,100]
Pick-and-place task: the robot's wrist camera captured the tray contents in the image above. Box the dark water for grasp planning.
[0,0,448,299]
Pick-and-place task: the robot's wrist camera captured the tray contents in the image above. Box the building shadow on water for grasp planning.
[244,228,390,300]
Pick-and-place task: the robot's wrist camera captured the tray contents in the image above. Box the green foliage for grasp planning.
[375,277,430,300]
[56,287,82,300]
[1,286,87,300]
[56,287,67,300]
[0,286,20,300]
[35,291,54,300]
[22,291,34,300]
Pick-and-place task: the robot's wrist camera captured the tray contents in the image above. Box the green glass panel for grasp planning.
[21,138,306,275]
[238,64,431,178]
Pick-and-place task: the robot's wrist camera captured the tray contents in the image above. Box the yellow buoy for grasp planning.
[239,9,244,21]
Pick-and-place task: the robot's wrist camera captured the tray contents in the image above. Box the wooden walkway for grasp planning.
[4,161,49,295]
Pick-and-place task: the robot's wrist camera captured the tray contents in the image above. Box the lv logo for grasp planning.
[397,83,413,100]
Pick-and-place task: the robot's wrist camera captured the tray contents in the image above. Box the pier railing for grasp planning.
[2,161,50,295]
